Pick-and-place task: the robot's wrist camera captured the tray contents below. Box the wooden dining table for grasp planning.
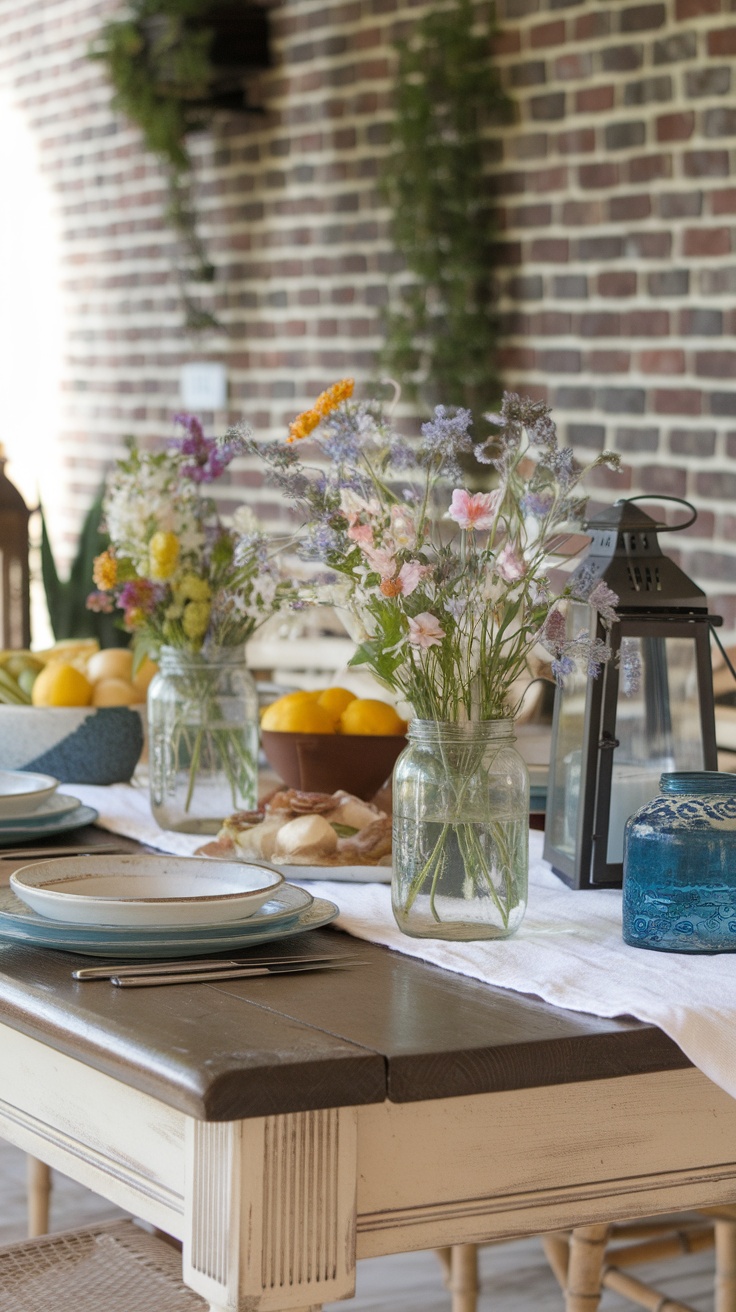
[1,826,736,1312]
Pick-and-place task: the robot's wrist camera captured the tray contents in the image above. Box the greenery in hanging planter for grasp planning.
[89,0,269,331]
[378,0,512,428]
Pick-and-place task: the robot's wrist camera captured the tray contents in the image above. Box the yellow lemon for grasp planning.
[91,677,140,707]
[316,686,356,725]
[31,661,93,708]
[132,655,159,695]
[262,693,336,734]
[339,698,408,736]
[86,647,134,685]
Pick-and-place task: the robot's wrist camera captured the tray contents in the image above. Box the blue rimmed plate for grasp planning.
[0,883,337,958]
[0,794,81,830]
[0,804,99,846]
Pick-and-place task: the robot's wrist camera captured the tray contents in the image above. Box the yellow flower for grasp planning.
[176,572,211,604]
[149,530,180,581]
[182,600,211,641]
[287,378,355,443]
[124,607,146,630]
[92,550,117,591]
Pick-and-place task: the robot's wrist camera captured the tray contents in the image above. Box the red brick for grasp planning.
[574,13,612,40]
[598,271,637,297]
[529,166,570,192]
[711,189,736,215]
[656,112,695,142]
[628,153,673,183]
[530,238,569,261]
[530,19,566,47]
[639,350,686,374]
[639,466,688,498]
[526,311,574,335]
[653,389,703,415]
[578,162,620,190]
[608,194,652,222]
[556,128,596,155]
[562,199,604,225]
[695,351,736,377]
[499,346,536,371]
[554,53,592,81]
[683,227,733,256]
[588,350,632,374]
[576,86,615,113]
[621,310,671,336]
[676,0,719,15]
[491,30,522,55]
[708,27,736,57]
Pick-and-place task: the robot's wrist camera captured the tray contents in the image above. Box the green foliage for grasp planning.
[89,0,221,329]
[379,0,512,424]
[40,490,129,648]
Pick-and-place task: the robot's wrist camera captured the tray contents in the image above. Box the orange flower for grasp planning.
[287,378,355,443]
[92,549,117,591]
[380,577,403,598]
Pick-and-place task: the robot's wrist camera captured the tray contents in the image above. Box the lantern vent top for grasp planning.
[571,496,707,613]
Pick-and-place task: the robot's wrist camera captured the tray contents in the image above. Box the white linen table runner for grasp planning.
[68,782,736,1101]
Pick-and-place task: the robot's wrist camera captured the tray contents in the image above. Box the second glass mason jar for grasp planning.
[392,719,529,941]
[148,645,258,833]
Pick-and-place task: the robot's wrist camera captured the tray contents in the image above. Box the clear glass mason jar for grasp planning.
[148,645,259,833]
[392,719,529,941]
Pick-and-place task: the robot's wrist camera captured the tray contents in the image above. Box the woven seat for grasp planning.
[0,1219,206,1311]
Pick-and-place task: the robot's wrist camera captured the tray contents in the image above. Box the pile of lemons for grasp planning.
[261,687,407,736]
[25,641,158,709]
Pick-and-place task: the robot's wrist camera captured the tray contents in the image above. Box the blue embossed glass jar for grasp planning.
[623,772,736,952]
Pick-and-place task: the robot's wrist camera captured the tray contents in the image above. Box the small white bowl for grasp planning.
[10,854,285,928]
[0,771,58,818]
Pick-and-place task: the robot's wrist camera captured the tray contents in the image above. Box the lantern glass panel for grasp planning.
[546,601,589,862]
[605,633,704,863]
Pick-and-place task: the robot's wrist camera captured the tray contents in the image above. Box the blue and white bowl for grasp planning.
[0,706,144,785]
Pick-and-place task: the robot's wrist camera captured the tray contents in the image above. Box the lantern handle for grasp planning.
[620,494,698,533]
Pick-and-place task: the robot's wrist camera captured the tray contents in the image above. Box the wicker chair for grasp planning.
[437,1211,736,1312]
[0,1218,205,1310]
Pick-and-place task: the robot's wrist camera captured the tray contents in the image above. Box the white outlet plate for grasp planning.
[180,362,228,411]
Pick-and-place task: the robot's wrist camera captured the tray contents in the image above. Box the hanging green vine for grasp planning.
[90,0,269,332]
[378,0,512,425]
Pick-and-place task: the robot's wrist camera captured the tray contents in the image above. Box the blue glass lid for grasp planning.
[660,771,736,796]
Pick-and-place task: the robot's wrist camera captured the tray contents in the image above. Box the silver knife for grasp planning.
[110,960,359,988]
[0,845,132,860]
[73,954,347,981]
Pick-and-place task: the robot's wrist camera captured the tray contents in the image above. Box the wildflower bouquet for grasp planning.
[89,415,286,830]
[240,383,621,938]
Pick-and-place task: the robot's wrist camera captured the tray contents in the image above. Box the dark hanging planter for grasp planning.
[90,0,271,330]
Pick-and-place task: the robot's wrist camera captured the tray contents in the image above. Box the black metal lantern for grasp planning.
[543,496,718,890]
[0,446,31,649]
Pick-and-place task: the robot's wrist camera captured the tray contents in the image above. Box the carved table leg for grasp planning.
[183,1110,357,1312]
[26,1156,51,1237]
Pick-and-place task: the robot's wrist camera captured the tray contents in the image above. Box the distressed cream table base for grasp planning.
[2,1017,736,1312]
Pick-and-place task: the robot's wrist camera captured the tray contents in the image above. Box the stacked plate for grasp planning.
[0,770,98,845]
[1,853,338,958]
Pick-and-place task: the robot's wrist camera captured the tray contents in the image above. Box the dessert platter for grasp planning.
[198,787,393,883]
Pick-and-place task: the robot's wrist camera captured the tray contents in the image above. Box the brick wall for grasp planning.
[1,0,736,632]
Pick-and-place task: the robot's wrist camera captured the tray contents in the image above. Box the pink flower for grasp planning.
[496,543,527,583]
[397,561,429,596]
[407,612,445,649]
[389,504,418,548]
[347,520,374,546]
[448,488,499,531]
[363,545,397,576]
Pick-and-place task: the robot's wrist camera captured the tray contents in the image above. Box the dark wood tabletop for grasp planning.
[0,826,692,1123]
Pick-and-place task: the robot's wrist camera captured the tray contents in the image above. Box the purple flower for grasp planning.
[171,413,236,483]
[521,491,554,517]
[551,655,575,686]
[587,581,619,624]
[420,406,473,479]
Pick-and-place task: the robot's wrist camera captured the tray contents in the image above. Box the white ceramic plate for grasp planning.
[0,770,58,818]
[278,863,391,884]
[0,793,81,829]
[0,884,333,958]
[0,804,98,847]
[10,854,285,928]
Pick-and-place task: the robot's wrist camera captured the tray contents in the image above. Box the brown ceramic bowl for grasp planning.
[260,729,407,801]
